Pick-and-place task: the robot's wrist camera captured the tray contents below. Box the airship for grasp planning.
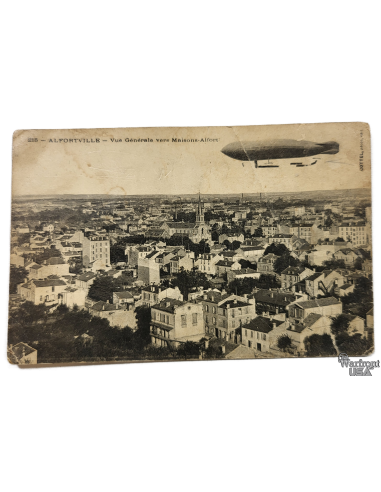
[221,139,339,168]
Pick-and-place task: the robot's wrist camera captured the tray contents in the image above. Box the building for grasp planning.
[10,254,25,268]
[88,300,136,329]
[286,314,332,354]
[82,234,110,269]
[138,250,161,285]
[332,222,367,247]
[219,233,245,245]
[288,297,342,321]
[226,268,260,283]
[195,253,223,275]
[58,287,87,308]
[141,285,183,306]
[75,272,96,291]
[254,289,297,315]
[200,291,256,342]
[215,259,241,277]
[257,253,279,274]
[8,342,38,365]
[237,245,266,261]
[241,316,284,352]
[18,276,67,305]
[333,248,359,266]
[28,257,70,279]
[267,234,294,249]
[163,194,211,244]
[169,252,194,274]
[150,298,205,348]
[112,291,135,308]
[281,266,314,290]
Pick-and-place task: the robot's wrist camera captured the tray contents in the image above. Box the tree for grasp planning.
[304,333,337,357]
[227,277,257,296]
[331,314,351,336]
[223,239,232,250]
[273,254,300,275]
[277,334,292,351]
[9,265,28,294]
[253,227,263,237]
[322,259,346,270]
[342,277,373,318]
[110,243,126,264]
[171,268,211,300]
[354,257,363,270]
[264,243,289,257]
[133,306,152,349]
[232,240,241,250]
[34,247,62,265]
[88,275,132,302]
[177,341,200,359]
[335,332,371,356]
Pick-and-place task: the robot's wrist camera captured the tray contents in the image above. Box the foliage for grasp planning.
[304,333,337,357]
[341,277,373,318]
[330,314,351,336]
[17,233,30,246]
[110,243,126,264]
[171,268,211,300]
[88,274,133,302]
[232,240,241,250]
[335,332,371,356]
[322,259,346,270]
[34,247,62,265]
[273,254,300,275]
[238,259,256,270]
[9,265,28,294]
[277,334,292,350]
[253,227,263,237]
[177,341,200,359]
[264,243,289,257]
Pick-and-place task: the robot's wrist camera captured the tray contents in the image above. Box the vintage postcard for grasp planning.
[8,123,373,366]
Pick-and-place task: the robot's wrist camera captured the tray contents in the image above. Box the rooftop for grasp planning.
[242,316,283,334]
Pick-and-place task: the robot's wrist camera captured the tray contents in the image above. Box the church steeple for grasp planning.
[196,192,204,225]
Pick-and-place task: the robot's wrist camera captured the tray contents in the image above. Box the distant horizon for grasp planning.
[12,187,371,200]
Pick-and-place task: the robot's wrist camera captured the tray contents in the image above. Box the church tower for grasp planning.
[196,192,205,225]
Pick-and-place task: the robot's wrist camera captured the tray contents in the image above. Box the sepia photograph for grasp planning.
[9,123,373,366]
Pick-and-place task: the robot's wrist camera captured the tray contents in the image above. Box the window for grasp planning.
[192,313,198,325]
[263,334,266,341]
[257,332,259,339]
[251,331,253,338]
[212,306,216,314]
[245,329,247,337]
[205,305,209,312]
[52,286,55,292]
[166,315,169,324]
[181,315,187,326]
[212,317,216,325]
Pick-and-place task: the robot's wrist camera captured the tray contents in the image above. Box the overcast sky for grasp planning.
[12,123,371,196]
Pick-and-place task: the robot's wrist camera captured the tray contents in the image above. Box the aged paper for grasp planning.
[8,123,373,366]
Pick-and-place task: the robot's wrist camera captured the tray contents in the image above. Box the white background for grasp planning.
[0,376,380,492]
[0,0,380,114]
[0,0,380,492]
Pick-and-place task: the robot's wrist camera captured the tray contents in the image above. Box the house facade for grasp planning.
[150,299,205,348]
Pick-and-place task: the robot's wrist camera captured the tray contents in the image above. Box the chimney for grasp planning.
[227,303,230,309]
[203,294,207,300]
[234,299,237,304]
[221,345,226,354]
[166,301,170,307]
[243,294,248,300]
[204,340,209,349]
[270,292,274,298]
[273,322,277,330]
